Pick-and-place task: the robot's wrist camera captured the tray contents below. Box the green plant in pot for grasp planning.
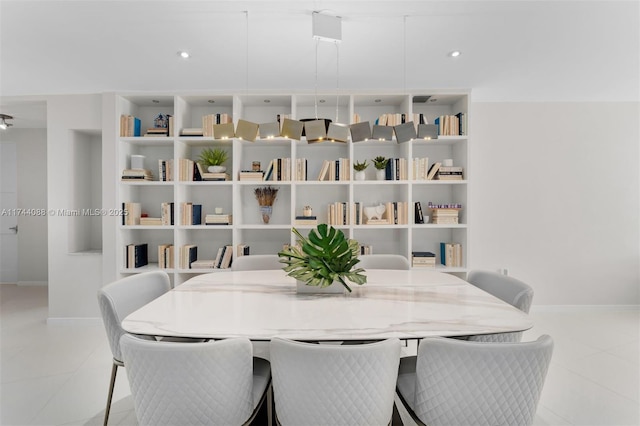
[353,160,368,181]
[278,224,367,293]
[372,156,389,180]
[198,147,228,173]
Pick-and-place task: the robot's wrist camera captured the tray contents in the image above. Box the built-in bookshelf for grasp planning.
[114,92,470,286]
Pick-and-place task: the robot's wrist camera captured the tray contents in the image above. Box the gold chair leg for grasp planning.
[267,384,273,426]
[104,362,118,426]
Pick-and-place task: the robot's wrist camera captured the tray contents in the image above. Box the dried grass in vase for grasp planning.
[254,186,279,206]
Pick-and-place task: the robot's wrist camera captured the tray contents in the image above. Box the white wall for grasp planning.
[0,129,48,284]
[470,102,640,305]
[47,95,103,318]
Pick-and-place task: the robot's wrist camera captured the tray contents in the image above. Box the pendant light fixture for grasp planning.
[306,11,347,143]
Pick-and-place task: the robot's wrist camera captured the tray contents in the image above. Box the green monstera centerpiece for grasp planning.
[278,224,367,292]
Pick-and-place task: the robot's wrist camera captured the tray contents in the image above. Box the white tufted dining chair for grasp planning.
[120,335,272,426]
[232,254,282,271]
[97,271,172,425]
[466,270,535,342]
[270,337,401,425]
[357,254,410,270]
[396,335,553,426]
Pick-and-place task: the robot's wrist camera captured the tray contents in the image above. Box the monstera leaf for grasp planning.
[278,224,366,292]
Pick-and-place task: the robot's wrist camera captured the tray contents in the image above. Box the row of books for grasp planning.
[434,113,466,136]
[366,201,410,225]
[325,201,409,226]
[158,159,173,181]
[318,158,350,181]
[125,243,148,268]
[202,113,232,137]
[179,245,198,269]
[120,114,174,137]
[122,202,141,225]
[411,251,436,268]
[194,245,234,269]
[374,113,429,127]
[158,244,174,269]
[121,169,153,181]
[384,158,408,181]
[440,242,463,267]
[144,157,462,183]
[180,203,202,226]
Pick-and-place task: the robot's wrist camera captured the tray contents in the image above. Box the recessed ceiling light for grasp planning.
[178,51,190,59]
[449,51,461,58]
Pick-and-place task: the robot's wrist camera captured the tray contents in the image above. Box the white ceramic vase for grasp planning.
[375,169,386,180]
[355,171,366,181]
[208,165,226,173]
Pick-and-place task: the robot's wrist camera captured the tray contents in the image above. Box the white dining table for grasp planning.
[121,269,533,342]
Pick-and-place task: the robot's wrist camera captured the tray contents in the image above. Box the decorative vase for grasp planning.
[303,206,313,217]
[260,205,272,224]
[355,170,366,181]
[208,165,226,173]
[376,169,386,180]
[296,280,345,294]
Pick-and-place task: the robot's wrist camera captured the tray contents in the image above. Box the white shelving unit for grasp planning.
[114,92,470,286]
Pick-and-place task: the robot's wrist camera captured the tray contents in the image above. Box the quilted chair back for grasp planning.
[232,254,282,271]
[467,270,534,342]
[97,271,171,362]
[357,254,410,270]
[270,337,401,426]
[120,335,255,426]
[413,335,553,426]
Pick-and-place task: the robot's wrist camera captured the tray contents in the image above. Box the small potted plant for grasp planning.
[372,156,389,180]
[278,224,367,293]
[198,147,228,173]
[353,160,369,181]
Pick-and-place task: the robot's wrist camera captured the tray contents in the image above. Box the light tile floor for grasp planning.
[1,284,638,426]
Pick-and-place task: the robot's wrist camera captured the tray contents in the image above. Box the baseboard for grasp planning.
[47,317,103,325]
[532,304,639,313]
[18,281,48,286]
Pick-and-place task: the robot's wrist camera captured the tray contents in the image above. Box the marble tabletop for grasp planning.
[121,269,533,342]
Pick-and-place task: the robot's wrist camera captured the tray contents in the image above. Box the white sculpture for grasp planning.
[364,204,386,221]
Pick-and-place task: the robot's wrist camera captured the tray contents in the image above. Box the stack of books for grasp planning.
[139,217,163,226]
[293,216,318,226]
[239,170,264,181]
[190,259,216,269]
[180,128,204,137]
[205,214,232,225]
[125,243,148,268]
[202,172,229,181]
[144,127,168,137]
[440,243,462,267]
[359,245,373,255]
[121,169,153,181]
[436,166,464,180]
[411,251,436,268]
[429,204,461,225]
[236,244,250,257]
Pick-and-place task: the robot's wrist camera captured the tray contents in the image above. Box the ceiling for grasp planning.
[1,0,638,129]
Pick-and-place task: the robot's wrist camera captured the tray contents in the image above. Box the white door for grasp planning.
[0,143,18,283]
